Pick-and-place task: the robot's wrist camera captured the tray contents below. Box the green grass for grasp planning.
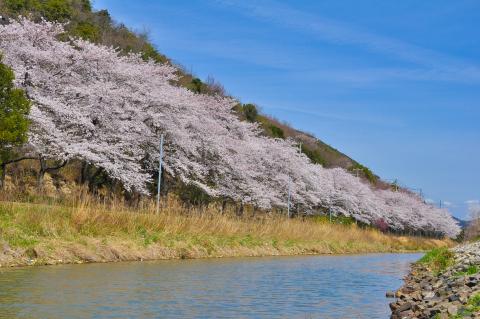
[467,293,480,312]
[310,214,357,225]
[449,293,480,318]
[0,199,454,266]
[418,247,455,274]
[454,264,479,277]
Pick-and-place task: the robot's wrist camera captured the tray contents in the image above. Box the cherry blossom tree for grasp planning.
[0,18,460,237]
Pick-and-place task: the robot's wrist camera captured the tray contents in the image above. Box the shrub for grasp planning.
[375,218,389,232]
[41,0,72,22]
[205,76,225,96]
[178,183,212,207]
[302,146,326,166]
[242,103,258,122]
[71,21,100,42]
[77,0,91,11]
[350,163,377,184]
[269,125,284,139]
[141,43,168,64]
[188,78,203,94]
[4,0,39,12]
[418,247,455,274]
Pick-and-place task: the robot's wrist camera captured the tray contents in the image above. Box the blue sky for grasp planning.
[93,0,479,219]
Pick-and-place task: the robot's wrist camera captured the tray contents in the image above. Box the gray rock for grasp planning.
[447,305,458,315]
[390,242,480,319]
[390,302,401,311]
[423,291,435,299]
[395,302,412,313]
[386,291,396,298]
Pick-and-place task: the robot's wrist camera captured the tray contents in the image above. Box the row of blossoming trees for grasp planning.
[0,19,460,237]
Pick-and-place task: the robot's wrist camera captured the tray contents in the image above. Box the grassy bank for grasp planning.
[0,195,453,267]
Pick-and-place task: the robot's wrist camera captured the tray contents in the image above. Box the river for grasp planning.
[0,253,421,318]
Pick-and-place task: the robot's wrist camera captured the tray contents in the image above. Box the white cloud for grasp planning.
[443,201,454,207]
[212,0,480,83]
[466,200,480,219]
[269,106,403,127]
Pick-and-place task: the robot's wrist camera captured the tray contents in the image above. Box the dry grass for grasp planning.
[0,193,453,267]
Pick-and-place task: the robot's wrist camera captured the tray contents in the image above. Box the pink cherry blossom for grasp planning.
[0,19,460,237]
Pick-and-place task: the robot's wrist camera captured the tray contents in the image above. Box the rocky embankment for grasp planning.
[389,242,480,319]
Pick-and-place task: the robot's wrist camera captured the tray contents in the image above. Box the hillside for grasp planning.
[0,0,369,179]
[453,217,470,229]
[0,1,460,238]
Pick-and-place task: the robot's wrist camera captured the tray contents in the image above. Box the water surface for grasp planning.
[0,253,420,319]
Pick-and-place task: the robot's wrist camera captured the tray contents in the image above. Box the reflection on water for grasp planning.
[0,253,421,319]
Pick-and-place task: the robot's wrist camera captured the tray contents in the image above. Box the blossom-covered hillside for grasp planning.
[0,19,461,237]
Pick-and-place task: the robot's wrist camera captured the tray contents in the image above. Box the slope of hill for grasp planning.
[0,0,370,180]
[0,1,460,237]
[453,217,469,229]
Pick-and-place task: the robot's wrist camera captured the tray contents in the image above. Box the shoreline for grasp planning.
[389,242,480,318]
[1,239,429,269]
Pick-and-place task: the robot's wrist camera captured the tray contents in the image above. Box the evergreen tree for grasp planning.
[0,55,30,188]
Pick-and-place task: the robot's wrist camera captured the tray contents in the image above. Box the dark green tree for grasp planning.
[0,56,31,188]
[189,78,203,94]
[41,0,72,22]
[269,125,284,139]
[242,103,258,122]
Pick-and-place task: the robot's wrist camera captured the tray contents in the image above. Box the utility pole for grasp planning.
[419,188,426,203]
[392,179,399,192]
[156,134,164,214]
[352,168,362,178]
[287,177,291,218]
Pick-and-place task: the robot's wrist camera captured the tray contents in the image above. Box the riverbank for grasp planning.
[389,242,480,318]
[0,198,452,268]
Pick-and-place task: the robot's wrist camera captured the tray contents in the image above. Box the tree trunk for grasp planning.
[88,167,104,193]
[236,202,244,217]
[80,162,89,185]
[0,163,6,190]
[221,199,227,215]
[37,158,47,189]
